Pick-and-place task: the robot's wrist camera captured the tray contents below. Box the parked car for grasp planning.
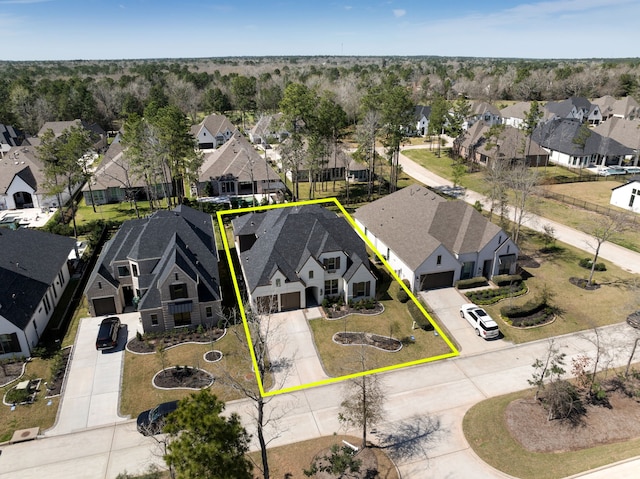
[623,166,640,174]
[137,400,179,435]
[95,316,121,350]
[459,303,500,339]
[598,166,626,176]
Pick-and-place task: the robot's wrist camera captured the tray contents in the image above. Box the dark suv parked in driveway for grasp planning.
[95,317,121,350]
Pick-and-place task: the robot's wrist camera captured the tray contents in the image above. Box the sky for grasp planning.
[1,0,639,61]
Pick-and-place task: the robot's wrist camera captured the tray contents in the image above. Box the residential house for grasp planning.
[25,119,107,152]
[0,228,75,358]
[197,132,284,200]
[414,105,432,136]
[354,185,519,291]
[84,205,223,333]
[456,123,549,168]
[500,102,532,129]
[532,118,634,168]
[191,114,237,150]
[593,95,640,121]
[81,138,169,206]
[463,101,502,130]
[610,176,640,213]
[0,145,60,210]
[593,117,640,159]
[543,97,602,125]
[0,124,23,155]
[248,113,289,146]
[233,204,376,313]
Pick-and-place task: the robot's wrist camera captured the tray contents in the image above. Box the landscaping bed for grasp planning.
[333,332,402,352]
[127,327,225,354]
[153,366,214,390]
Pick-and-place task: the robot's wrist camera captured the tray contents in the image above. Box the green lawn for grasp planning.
[463,387,640,479]
[481,229,639,344]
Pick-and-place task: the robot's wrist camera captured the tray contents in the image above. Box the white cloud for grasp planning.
[393,9,406,18]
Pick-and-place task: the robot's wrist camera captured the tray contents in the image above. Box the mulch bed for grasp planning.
[0,361,26,388]
[505,390,640,453]
[325,303,384,320]
[153,366,214,389]
[204,350,222,362]
[45,347,72,396]
[509,310,555,328]
[311,446,379,479]
[127,327,225,354]
[569,277,601,290]
[333,332,402,352]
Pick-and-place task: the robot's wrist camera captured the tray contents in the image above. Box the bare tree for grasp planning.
[338,349,386,449]
[583,213,627,287]
[508,160,541,245]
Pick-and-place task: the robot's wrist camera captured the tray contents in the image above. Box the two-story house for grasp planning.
[84,205,222,333]
[191,114,237,150]
[232,204,376,314]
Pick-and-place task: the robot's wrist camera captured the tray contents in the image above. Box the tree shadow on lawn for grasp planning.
[375,415,445,463]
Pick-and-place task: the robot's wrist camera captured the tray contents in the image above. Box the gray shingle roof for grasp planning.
[233,205,371,292]
[354,185,502,270]
[532,118,634,157]
[0,228,75,330]
[593,117,640,150]
[0,146,45,194]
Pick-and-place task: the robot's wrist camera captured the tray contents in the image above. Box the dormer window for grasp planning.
[323,256,341,272]
[275,278,281,287]
[170,283,188,299]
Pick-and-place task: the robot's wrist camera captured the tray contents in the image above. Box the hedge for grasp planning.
[407,300,434,331]
[500,299,548,319]
[396,279,411,303]
[465,281,527,305]
[491,274,523,287]
[455,276,488,290]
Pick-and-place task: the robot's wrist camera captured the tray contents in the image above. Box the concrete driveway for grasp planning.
[261,307,329,392]
[46,313,142,436]
[421,288,511,356]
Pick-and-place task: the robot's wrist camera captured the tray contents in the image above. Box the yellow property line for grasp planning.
[217,197,459,397]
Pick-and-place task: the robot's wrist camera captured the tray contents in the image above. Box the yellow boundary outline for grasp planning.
[216,197,460,397]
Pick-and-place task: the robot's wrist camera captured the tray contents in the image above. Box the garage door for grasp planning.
[93,297,116,316]
[280,292,300,311]
[419,271,455,290]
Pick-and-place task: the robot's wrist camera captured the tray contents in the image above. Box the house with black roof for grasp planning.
[532,118,634,168]
[0,228,75,358]
[84,205,222,333]
[232,205,376,313]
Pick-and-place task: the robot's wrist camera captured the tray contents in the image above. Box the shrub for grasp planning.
[465,281,527,305]
[455,276,488,290]
[491,274,523,287]
[6,387,30,404]
[579,258,606,271]
[500,299,547,319]
[407,300,434,331]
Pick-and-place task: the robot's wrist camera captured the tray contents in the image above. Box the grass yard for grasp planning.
[483,230,640,344]
[75,198,155,224]
[463,387,640,479]
[0,359,60,443]
[309,281,454,378]
[120,324,262,419]
[543,180,626,209]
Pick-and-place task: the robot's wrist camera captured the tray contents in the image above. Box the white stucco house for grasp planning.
[232,204,376,313]
[354,185,519,292]
[0,228,75,358]
[190,114,237,150]
[610,176,640,213]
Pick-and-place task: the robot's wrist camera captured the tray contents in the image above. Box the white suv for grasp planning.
[460,303,500,339]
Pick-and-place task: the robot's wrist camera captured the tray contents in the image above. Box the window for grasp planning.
[58,271,65,286]
[275,278,281,287]
[132,263,139,277]
[461,261,475,280]
[206,306,213,318]
[117,266,129,277]
[150,314,158,326]
[323,256,341,272]
[170,283,188,300]
[309,270,314,279]
[436,255,442,265]
[52,284,57,299]
[173,311,191,327]
[98,281,102,290]
[353,281,371,298]
[0,333,21,354]
[324,279,339,296]
[43,293,51,314]
[175,273,179,281]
